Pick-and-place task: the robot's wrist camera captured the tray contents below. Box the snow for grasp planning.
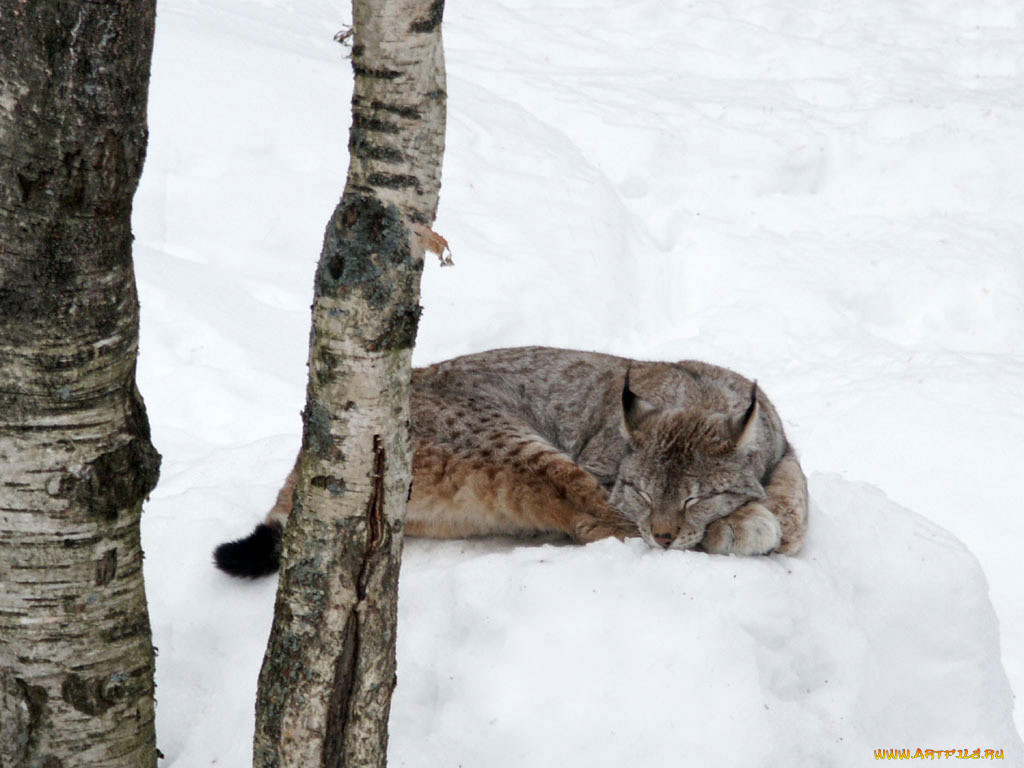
[133,0,1024,764]
[390,476,1018,767]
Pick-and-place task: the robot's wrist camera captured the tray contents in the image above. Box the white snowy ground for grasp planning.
[132,0,1024,765]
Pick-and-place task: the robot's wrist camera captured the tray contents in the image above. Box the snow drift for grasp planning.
[388,474,1021,767]
[144,470,1022,766]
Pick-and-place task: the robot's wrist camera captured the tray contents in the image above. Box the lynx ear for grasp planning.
[621,367,657,441]
[731,381,760,451]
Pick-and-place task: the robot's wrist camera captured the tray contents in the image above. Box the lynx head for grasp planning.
[609,369,766,550]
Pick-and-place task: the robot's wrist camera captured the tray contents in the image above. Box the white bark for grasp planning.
[252,1,446,767]
[0,2,160,766]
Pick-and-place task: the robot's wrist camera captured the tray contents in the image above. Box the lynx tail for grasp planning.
[213,522,283,578]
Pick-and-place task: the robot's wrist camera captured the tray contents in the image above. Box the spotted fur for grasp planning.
[214,347,808,576]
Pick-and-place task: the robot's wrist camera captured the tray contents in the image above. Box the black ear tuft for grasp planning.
[732,381,760,449]
[213,522,283,578]
[622,366,638,418]
[621,366,657,438]
[742,381,758,425]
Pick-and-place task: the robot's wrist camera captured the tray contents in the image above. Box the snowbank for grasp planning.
[143,470,1022,766]
[388,474,1021,767]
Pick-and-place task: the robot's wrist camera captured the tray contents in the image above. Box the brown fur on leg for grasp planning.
[406,425,630,542]
[699,446,808,556]
[761,446,809,554]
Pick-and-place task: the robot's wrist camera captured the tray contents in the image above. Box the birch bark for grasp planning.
[252,1,446,767]
[0,2,160,767]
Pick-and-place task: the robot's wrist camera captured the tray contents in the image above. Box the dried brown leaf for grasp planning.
[412,223,453,266]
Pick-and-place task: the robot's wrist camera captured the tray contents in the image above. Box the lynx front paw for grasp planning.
[572,513,633,544]
[700,502,781,556]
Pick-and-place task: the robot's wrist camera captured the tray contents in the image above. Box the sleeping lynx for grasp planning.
[214,347,808,576]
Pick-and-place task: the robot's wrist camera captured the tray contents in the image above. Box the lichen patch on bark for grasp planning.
[316,194,411,308]
[409,0,445,33]
[72,439,161,520]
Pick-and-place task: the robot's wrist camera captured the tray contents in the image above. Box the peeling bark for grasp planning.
[252,1,446,767]
[0,2,159,767]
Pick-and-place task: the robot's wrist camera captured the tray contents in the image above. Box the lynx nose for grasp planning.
[650,513,678,549]
[653,532,675,549]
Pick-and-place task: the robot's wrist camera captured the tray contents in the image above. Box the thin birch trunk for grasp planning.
[0,2,160,767]
[252,1,446,767]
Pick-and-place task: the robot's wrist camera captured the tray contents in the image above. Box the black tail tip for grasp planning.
[213,522,283,578]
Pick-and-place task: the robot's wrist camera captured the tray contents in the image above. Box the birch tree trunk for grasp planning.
[252,1,446,767]
[0,2,160,767]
